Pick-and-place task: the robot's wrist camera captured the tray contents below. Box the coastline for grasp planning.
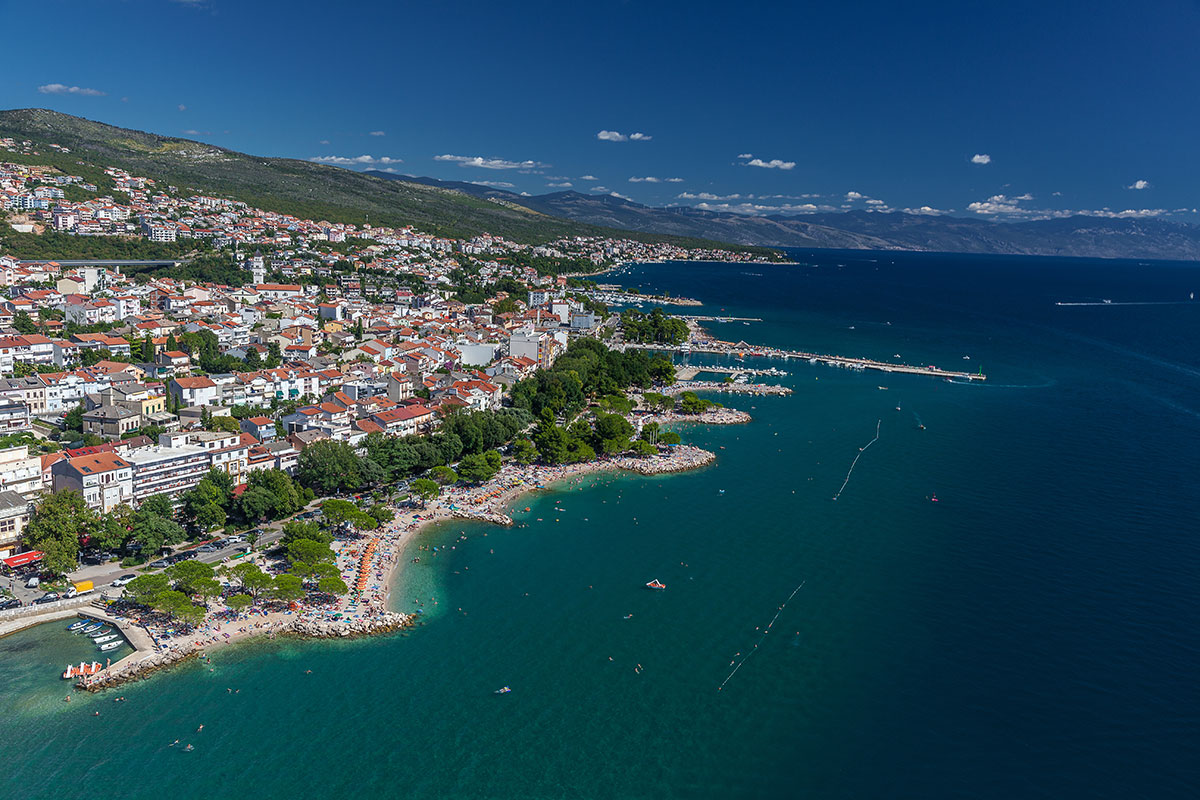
[69,444,723,691]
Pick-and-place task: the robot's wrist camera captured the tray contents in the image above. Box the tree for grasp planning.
[368,504,394,524]
[63,404,84,433]
[271,573,305,602]
[660,431,682,445]
[297,439,363,494]
[430,465,458,485]
[457,451,501,484]
[281,519,332,547]
[156,590,206,625]
[513,438,538,465]
[631,439,658,457]
[208,416,242,434]
[165,559,217,595]
[23,490,101,576]
[246,469,302,518]
[228,562,273,598]
[410,478,440,507]
[94,503,135,552]
[125,573,170,607]
[317,576,349,596]
[286,538,335,571]
[238,487,276,522]
[12,310,37,334]
[678,391,713,415]
[594,413,634,454]
[226,593,253,613]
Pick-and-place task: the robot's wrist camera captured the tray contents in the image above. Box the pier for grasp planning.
[674,364,787,381]
[623,340,986,381]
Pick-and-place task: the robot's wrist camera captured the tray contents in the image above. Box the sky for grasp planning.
[4,0,1200,222]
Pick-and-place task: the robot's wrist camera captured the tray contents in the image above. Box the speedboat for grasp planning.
[645,579,666,590]
[494,686,511,695]
[93,634,119,645]
[99,641,123,652]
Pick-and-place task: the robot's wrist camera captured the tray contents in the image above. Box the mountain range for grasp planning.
[2,109,1198,262]
[371,172,1200,261]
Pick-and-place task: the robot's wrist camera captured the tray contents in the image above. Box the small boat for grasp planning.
[645,579,666,590]
[895,405,901,411]
[877,386,888,390]
[99,641,123,652]
[89,628,113,639]
[93,634,119,645]
[494,686,511,695]
[81,623,102,634]
[623,614,634,619]
[67,621,89,632]
[62,661,103,680]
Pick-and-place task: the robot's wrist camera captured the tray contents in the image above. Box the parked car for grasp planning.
[196,544,219,553]
[33,593,60,605]
[0,597,21,610]
[24,576,40,589]
[149,558,170,569]
[176,551,198,561]
[111,574,137,587]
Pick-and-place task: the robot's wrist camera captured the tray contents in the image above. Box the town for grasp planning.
[0,136,769,684]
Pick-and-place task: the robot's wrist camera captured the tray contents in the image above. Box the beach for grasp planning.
[74,443,721,690]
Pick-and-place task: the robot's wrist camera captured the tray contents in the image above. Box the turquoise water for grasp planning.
[2,251,1198,798]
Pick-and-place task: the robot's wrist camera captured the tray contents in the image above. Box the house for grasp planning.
[0,445,43,499]
[82,405,142,439]
[0,490,33,559]
[369,405,435,437]
[0,403,32,434]
[169,376,219,407]
[51,452,135,513]
[239,416,277,442]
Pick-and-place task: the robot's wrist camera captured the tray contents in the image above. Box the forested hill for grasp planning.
[0,108,766,253]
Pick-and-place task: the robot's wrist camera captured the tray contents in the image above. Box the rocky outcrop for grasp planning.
[615,445,717,475]
[288,611,411,639]
[80,649,200,691]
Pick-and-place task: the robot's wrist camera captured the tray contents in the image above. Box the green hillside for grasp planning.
[0,108,771,253]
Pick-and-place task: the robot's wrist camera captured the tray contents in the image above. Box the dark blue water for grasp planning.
[1,250,1197,798]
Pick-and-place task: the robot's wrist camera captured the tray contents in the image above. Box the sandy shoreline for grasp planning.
[70,444,722,690]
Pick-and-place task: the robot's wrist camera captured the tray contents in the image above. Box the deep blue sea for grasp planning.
[2,250,1198,799]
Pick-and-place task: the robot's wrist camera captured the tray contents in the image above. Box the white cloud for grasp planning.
[666,177,684,183]
[181,129,209,136]
[435,154,547,170]
[845,191,865,200]
[737,153,754,159]
[37,83,106,96]
[1127,179,1150,190]
[971,153,991,165]
[739,154,795,170]
[694,201,838,215]
[590,186,610,192]
[178,104,187,111]
[610,191,634,201]
[369,131,385,137]
[579,175,598,181]
[629,176,682,183]
[597,130,652,142]
[967,192,1167,219]
[547,181,573,188]
[470,180,515,188]
[310,154,404,167]
[319,139,330,145]
[901,206,952,215]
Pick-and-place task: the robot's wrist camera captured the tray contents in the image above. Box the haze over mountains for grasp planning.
[374,172,1200,261]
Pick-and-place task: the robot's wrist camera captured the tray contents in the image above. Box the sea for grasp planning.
[2,250,1198,799]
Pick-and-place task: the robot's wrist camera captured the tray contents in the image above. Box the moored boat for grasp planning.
[98,641,123,652]
[645,579,666,590]
[494,686,511,695]
[67,621,88,632]
[62,661,103,680]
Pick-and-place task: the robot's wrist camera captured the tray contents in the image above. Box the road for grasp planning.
[3,500,325,606]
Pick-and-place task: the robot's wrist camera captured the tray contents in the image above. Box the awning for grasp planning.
[2,551,44,568]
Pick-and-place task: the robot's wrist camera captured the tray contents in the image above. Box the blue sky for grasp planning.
[5,0,1199,221]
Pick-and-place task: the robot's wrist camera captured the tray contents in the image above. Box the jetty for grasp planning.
[623,339,986,382]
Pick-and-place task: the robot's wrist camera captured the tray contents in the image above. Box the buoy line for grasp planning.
[832,419,881,501]
[717,581,806,692]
